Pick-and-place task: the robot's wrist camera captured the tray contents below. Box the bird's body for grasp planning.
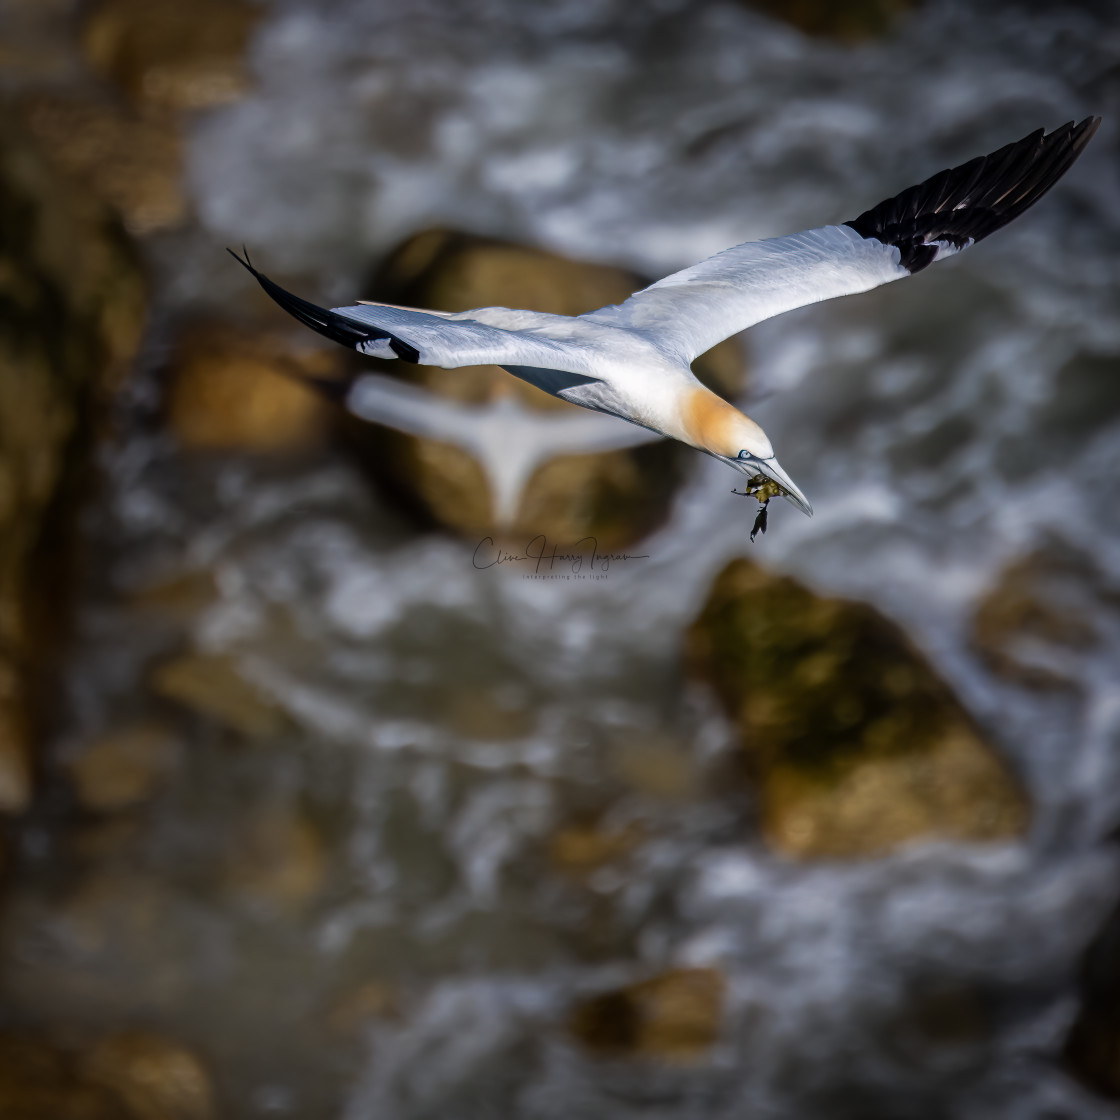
[232,117,1100,522]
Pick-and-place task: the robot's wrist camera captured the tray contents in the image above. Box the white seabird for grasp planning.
[231,117,1100,523]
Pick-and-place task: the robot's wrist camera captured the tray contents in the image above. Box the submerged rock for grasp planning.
[346,229,745,548]
[0,113,146,814]
[548,819,644,878]
[686,559,1029,858]
[569,968,725,1061]
[223,805,326,911]
[165,320,335,452]
[325,982,399,1040]
[149,654,284,739]
[66,723,180,814]
[970,541,1116,693]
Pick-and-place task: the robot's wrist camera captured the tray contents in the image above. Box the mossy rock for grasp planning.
[686,559,1029,858]
[0,112,147,813]
[343,229,746,549]
[970,541,1116,693]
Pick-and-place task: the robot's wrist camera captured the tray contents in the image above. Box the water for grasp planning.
[6,0,1120,1116]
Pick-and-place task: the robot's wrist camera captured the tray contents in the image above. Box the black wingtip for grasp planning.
[226,246,251,273]
[227,247,380,350]
[226,247,422,364]
[845,116,1103,273]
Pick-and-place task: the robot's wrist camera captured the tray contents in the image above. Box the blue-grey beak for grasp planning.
[739,454,813,516]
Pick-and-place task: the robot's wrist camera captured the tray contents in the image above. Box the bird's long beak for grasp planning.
[755,456,813,516]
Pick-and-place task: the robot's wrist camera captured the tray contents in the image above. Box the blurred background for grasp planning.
[1,0,1120,1116]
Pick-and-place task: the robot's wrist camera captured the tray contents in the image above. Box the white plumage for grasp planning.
[232,117,1100,522]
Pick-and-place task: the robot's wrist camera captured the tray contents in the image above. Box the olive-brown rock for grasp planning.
[165,321,335,452]
[224,806,326,910]
[610,735,701,801]
[82,0,260,111]
[348,229,746,549]
[0,1031,214,1120]
[569,968,724,1061]
[0,1035,130,1120]
[149,654,284,739]
[970,541,1115,692]
[548,819,643,877]
[18,94,185,235]
[0,114,146,814]
[686,559,1029,858]
[67,723,180,813]
[326,982,399,1039]
[0,690,31,813]
[80,1033,215,1120]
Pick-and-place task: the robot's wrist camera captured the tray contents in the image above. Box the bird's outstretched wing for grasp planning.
[585,117,1100,364]
[228,249,598,374]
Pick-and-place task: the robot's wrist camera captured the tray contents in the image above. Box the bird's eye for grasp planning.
[737,450,753,461]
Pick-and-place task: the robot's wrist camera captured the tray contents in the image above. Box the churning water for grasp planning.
[13,0,1120,1116]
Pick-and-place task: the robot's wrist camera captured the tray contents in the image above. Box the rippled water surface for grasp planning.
[7,0,1120,1116]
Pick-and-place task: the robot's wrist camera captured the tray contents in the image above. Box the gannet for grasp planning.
[231,117,1100,523]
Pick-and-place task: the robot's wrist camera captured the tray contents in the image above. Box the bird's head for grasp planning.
[686,391,813,516]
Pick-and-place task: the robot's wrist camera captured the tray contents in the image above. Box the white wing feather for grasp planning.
[584,225,908,363]
[331,303,602,373]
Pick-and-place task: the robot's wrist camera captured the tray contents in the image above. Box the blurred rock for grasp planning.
[0,0,77,87]
[0,112,146,814]
[325,982,399,1039]
[165,321,335,452]
[0,689,32,812]
[82,0,261,112]
[443,684,535,741]
[17,94,185,235]
[548,819,643,877]
[1065,899,1120,1101]
[71,816,145,864]
[7,872,207,1016]
[610,736,701,801]
[0,1031,213,1120]
[149,654,283,739]
[127,571,219,623]
[224,806,326,910]
[349,229,746,548]
[970,542,1114,692]
[80,1032,215,1120]
[742,0,917,41]
[0,1034,128,1120]
[686,559,1029,859]
[67,723,179,813]
[569,968,724,1060]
